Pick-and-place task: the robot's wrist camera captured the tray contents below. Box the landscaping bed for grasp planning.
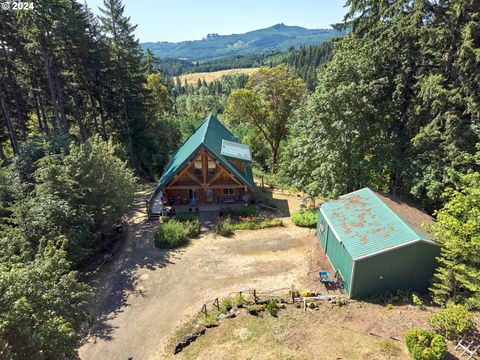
[154,217,201,249]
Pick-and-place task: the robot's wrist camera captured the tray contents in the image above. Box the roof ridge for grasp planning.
[201,113,213,143]
[369,188,424,241]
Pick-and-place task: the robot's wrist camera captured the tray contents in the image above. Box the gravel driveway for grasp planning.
[79,201,327,360]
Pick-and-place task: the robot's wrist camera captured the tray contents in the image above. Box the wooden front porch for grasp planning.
[163,148,250,205]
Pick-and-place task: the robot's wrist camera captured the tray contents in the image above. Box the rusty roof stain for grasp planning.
[320,188,436,260]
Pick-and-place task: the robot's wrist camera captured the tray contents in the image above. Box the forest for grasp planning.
[0,0,479,358]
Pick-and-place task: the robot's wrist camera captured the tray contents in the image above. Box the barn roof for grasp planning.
[319,188,436,260]
[157,114,255,190]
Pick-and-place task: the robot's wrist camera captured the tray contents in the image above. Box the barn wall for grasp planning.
[351,242,440,299]
[316,211,354,295]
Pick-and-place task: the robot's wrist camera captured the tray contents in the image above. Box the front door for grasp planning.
[206,188,213,203]
[188,189,198,205]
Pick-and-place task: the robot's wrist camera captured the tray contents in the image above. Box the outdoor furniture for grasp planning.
[318,271,332,287]
[455,337,480,359]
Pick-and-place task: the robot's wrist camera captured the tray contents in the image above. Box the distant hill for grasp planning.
[142,23,344,61]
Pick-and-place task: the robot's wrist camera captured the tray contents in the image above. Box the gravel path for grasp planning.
[78,199,327,360]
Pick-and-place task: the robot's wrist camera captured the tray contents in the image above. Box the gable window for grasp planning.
[208,159,216,176]
[194,157,202,178]
[223,188,234,195]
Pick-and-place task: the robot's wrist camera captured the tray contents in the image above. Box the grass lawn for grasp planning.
[174,306,408,360]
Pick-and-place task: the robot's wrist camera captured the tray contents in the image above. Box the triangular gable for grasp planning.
[157,114,255,190]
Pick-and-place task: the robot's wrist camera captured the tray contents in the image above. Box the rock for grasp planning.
[205,322,218,328]
[278,303,286,309]
[225,312,236,319]
[195,326,206,335]
[237,308,250,315]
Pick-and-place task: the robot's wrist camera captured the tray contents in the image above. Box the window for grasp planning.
[194,157,202,177]
[208,159,216,176]
[223,188,234,195]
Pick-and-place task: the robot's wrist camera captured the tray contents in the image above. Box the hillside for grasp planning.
[142,23,344,61]
[178,68,259,85]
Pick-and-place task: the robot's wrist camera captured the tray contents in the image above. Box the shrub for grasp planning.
[154,220,189,248]
[428,303,476,340]
[266,299,279,317]
[215,218,233,236]
[291,210,317,228]
[229,217,282,231]
[202,314,218,326]
[184,219,201,238]
[404,329,446,360]
[412,293,425,309]
[377,339,401,354]
[386,303,394,310]
[175,212,199,222]
[220,205,256,218]
[234,293,247,308]
[246,303,266,315]
[219,298,233,314]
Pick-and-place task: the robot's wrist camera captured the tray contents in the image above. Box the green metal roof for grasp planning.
[157,114,255,190]
[320,188,434,260]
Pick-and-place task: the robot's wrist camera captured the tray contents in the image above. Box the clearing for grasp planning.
[79,186,322,359]
[78,185,460,359]
[178,68,259,85]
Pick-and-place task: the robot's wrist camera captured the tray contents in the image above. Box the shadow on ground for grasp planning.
[80,194,184,342]
[252,187,294,217]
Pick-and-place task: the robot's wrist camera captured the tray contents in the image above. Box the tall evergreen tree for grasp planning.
[430,172,480,308]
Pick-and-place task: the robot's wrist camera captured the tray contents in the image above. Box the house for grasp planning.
[316,187,440,299]
[154,114,255,206]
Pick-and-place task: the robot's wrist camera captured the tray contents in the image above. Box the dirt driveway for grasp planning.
[79,198,329,360]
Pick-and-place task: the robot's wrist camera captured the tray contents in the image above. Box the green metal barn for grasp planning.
[316,188,440,299]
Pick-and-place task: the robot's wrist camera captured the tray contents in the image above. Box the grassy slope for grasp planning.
[175,306,408,360]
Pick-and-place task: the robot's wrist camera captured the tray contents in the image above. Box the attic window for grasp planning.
[194,158,202,177]
[208,159,216,175]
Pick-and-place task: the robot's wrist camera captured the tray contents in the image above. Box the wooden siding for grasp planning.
[164,148,248,204]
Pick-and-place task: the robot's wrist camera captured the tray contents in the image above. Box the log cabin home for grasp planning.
[152,114,255,207]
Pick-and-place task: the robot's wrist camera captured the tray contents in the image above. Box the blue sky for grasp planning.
[85,0,348,43]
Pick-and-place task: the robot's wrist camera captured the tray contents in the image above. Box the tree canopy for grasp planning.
[225,64,306,172]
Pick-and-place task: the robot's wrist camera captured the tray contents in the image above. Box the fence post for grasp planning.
[213,298,219,311]
[201,304,208,316]
[253,289,257,304]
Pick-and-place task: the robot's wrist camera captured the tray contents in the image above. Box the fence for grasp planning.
[199,287,292,317]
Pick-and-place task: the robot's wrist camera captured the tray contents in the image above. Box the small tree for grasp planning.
[429,173,480,307]
[428,303,476,340]
[35,136,137,235]
[225,65,306,172]
[0,240,92,359]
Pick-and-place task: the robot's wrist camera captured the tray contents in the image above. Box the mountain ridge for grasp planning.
[141,23,344,61]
